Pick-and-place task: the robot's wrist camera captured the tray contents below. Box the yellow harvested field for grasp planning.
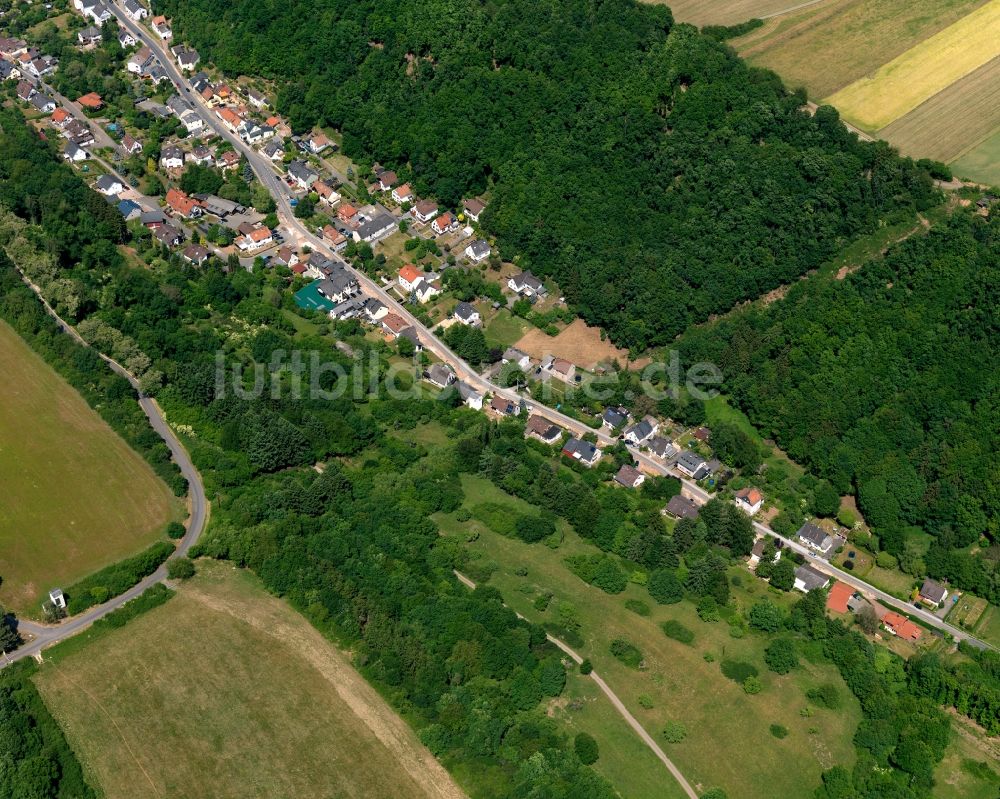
[878,56,1000,162]
[826,0,1000,130]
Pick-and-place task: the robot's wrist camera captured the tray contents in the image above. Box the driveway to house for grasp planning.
[2,267,208,668]
[103,3,993,654]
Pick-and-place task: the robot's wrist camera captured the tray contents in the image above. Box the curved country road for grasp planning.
[454,571,700,799]
[3,267,208,668]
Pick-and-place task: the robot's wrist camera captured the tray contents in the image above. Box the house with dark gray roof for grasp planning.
[919,578,949,607]
[453,301,480,326]
[794,565,830,593]
[664,494,700,520]
[425,363,457,389]
[615,465,645,489]
[676,450,709,480]
[353,213,396,243]
[648,436,678,461]
[623,417,658,445]
[797,522,834,555]
[561,437,601,466]
[525,414,562,444]
[602,406,629,430]
[287,160,319,189]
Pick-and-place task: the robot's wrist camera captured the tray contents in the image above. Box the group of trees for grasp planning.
[678,212,1000,599]
[157,0,940,349]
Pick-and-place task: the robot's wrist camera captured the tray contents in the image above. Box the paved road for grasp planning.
[2,267,208,668]
[454,571,699,799]
[107,4,994,653]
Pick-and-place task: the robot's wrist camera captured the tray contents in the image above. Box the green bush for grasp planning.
[769,724,788,739]
[721,660,758,684]
[574,732,599,765]
[534,593,553,612]
[625,598,651,616]
[661,619,695,645]
[764,638,798,674]
[167,557,196,580]
[66,541,175,614]
[579,658,593,675]
[662,720,687,742]
[609,638,643,669]
[806,683,841,709]
[166,521,186,539]
[647,568,684,604]
[743,675,763,694]
[471,503,515,535]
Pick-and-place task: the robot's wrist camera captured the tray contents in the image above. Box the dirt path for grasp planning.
[453,571,699,799]
[184,577,467,799]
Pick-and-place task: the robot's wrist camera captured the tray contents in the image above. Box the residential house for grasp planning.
[623,417,658,446]
[154,223,183,247]
[648,436,678,461]
[793,565,830,593]
[127,46,154,74]
[398,264,425,293]
[312,180,340,205]
[431,212,455,235]
[24,56,58,79]
[561,437,601,467]
[392,184,413,204]
[525,414,563,445]
[16,80,35,102]
[489,394,520,417]
[381,312,411,339]
[0,61,21,82]
[453,301,481,326]
[50,108,71,127]
[882,612,922,641]
[797,522,834,556]
[123,0,148,20]
[216,106,241,133]
[306,132,331,154]
[317,270,359,304]
[188,145,213,166]
[84,2,113,25]
[508,270,546,297]
[287,160,319,190]
[77,26,103,47]
[236,226,274,252]
[152,16,173,40]
[919,579,949,608]
[425,363,456,389]
[413,199,438,223]
[398,327,422,351]
[693,427,711,443]
[676,450,709,480]
[362,298,388,323]
[602,406,629,431]
[48,589,67,611]
[615,465,645,489]
[748,538,779,569]
[242,122,272,145]
[272,246,299,270]
[159,145,185,170]
[462,198,485,222]
[414,280,441,304]
[247,89,269,110]
[64,142,87,162]
[262,138,284,161]
[171,45,199,71]
[464,239,490,262]
[353,213,396,244]
[502,347,531,371]
[77,92,103,110]
[31,93,56,114]
[664,494,700,520]
[121,133,143,155]
[322,225,348,251]
[826,582,854,614]
[117,29,137,49]
[377,170,397,191]
[165,188,202,219]
[457,382,484,410]
[735,487,764,515]
[216,150,241,171]
[0,38,28,59]
[94,174,124,196]
[64,120,94,147]
[189,72,211,95]
[541,355,576,383]
[140,210,166,229]
[182,244,210,265]
[337,203,358,223]
[179,109,204,134]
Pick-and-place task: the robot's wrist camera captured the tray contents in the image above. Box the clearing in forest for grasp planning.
[33,563,466,799]
[0,321,175,615]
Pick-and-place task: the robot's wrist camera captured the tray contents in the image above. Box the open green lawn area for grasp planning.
[932,716,1000,799]
[33,562,466,799]
[438,476,861,799]
[0,321,177,615]
[951,127,1000,185]
[483,309,531,348]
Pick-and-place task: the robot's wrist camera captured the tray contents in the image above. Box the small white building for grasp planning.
[49,588,67,610]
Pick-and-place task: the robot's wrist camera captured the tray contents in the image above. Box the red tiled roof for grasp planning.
[399,264,423,284]
[883,612,922,641]
[77,92,103,109]
[826,582,853,614]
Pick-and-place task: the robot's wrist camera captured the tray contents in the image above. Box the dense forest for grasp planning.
[154,0,938,347]
[677,213,1000,599]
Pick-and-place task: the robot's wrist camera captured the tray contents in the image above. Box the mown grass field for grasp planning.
[877,55,1000,161]
[933,716,1000,799]
[440,475,861,799]
[34,562,465,799]
[825,0,1000,130]
[735,0,988,99]
[0,321,176,615]
[952,127,1000,184]
[642,0,799,26]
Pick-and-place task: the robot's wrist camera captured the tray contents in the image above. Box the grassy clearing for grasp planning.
[878,55,1000,162]
[933,716,1000,799]
[33,562,465,799]
[831,547,915,598]
[736,0,990,99]
[641,0,800,26]
[952,127,1000,185]
[483,309,531,348]
[442,476,861,799]
[966,601,1000,649]
[825,0,1000,130]
[0,322,176,615]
